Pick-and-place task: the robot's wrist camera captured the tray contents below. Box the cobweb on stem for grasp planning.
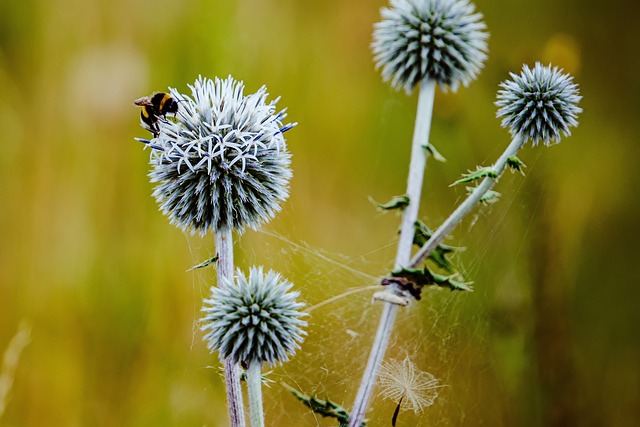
[182,175,538,425]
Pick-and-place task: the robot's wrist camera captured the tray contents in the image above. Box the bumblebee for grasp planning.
[134,92,179,137]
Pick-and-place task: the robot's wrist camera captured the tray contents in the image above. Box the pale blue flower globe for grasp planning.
[142,76,295,235]
[372,0,489,93]
[496,63,582,146]
[201,267,307,367]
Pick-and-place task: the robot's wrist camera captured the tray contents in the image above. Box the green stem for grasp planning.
[216,230,247,427]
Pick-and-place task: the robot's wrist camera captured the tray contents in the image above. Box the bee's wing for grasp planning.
[133,96,153,107]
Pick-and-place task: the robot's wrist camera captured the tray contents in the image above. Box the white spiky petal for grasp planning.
[201,267,307,367]
[144,76,295,235]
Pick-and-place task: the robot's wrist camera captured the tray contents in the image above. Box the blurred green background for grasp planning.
[1,0,638,425]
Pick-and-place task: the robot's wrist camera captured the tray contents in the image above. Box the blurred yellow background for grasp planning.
[1,0,638,425]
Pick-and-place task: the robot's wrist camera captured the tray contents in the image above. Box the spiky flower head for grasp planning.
[142,76,295,235]
[372,0,488,94]
[496,63,582,146]
[201,267,307,367]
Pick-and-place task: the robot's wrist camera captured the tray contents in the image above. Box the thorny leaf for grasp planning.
[282,383,366,427]
[413,220,459,273]
[422,143,446,162]
[465,187,501,205]
[507,156,527,175]
[372,195,410,211]
[186,255,219,271]
[218,364,275,387]
[450,166,497,186]
[391,266,473,293]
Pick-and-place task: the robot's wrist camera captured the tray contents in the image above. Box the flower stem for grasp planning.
[349,79,436,427]
[216,230,235,289]
[215,230,247,427]
[246,362,264,427]
[408,134,526,269]
[396,79,436,267]
[349,302,398,427]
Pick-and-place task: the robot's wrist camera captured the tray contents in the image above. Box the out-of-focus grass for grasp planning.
[0,321,31,421]
[0,0,639,425]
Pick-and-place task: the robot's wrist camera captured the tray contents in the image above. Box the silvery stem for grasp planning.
[409,134,526,269]
[396,79,436,267]
[216,230,247,427]
[349,79,436,427]
[246,362,264,427]
[349,302,398,427]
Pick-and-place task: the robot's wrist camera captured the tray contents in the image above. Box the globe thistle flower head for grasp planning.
[201,267,307,367]
[372,0,489,94]
[496,63,582,146]
[145,76,295,235]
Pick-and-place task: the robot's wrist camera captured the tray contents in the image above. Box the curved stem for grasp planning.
[216,230,247,427]
[409,134,526,269]
[246,362,264,427]
[349,79,436,427]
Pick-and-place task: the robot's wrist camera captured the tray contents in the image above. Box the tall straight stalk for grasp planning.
[246,362,264,427]
[396,79,436,266]
[215,230,247,427]
[349,79,436,427]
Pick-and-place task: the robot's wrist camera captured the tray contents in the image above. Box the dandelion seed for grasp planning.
[378,356,441,415]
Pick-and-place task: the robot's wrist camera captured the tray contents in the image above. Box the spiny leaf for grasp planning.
[465,187,501,205]
[186,255,219,271]
[282,383,366,427]
[423,143,446,162]
[239,366,274,387]
[507,156,526,175]
[451,166,497,186]
[391,267,473,292]
[413,220,459,273]
[372,195,410,211]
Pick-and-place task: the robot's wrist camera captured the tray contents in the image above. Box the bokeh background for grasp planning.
[1,0,639,425]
